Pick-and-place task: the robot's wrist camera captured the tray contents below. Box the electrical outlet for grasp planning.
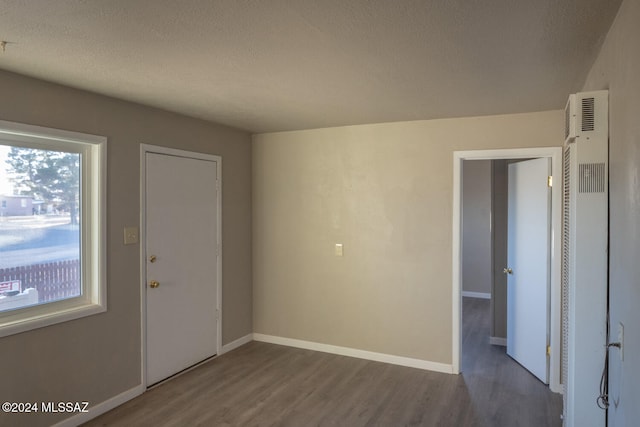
[617,322,624,361]
[124,227,139,245]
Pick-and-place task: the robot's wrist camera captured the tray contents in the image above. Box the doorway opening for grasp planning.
[452,147,562,394]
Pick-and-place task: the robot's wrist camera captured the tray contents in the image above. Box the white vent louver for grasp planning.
[561,144,571,395]
[561,90,609,427]
[581,97,595,132]
[578,163,606,193]
[564,92,606,144]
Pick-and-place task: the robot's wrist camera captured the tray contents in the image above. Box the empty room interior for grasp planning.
[0,1,638,426]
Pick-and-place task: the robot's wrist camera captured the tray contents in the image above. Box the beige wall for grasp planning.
[253,110,562,364]
[582,0,640,424]
[462,160,492,295]
[0,70,252,427]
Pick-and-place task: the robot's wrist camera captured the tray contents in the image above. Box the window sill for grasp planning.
[0,300,106,338]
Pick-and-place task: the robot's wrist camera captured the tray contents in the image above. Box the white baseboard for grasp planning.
[221,333,253,355]
[253,333,453,374]
[52,384,144,427]
[490,336,507,346]
[462,291,491,299]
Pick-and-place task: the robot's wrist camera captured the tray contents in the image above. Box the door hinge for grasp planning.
[547,176,553,187]
[547,345,551,356]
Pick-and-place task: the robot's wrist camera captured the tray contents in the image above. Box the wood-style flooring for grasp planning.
[85,297,562,426]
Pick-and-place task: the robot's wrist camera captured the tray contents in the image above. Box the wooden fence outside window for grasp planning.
[0,260,81,303]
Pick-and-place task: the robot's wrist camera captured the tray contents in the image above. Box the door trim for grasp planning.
[139,144,222,388]
[452,147,562,394]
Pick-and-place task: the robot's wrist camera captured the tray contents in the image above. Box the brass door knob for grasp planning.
[503,268,513,275]
[149,280,160,288]
[149,255,157,263]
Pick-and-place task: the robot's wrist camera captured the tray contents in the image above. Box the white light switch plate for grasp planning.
[124,227,139,245]
[335,243,343,257]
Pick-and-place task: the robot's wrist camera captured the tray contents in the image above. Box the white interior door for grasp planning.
[506,157,551,383]
[145,151,219,386]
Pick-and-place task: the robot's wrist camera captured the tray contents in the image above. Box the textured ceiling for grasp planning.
[0,0,623,133]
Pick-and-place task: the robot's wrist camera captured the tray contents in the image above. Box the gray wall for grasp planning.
[461,159,509,341]
[462,160,492,295]
[491,160,508,340]
[582,0,640,424]
[0,70,253,427]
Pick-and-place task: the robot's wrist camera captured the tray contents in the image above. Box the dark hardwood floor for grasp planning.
[458,297,563,427]
[85,298,562,426]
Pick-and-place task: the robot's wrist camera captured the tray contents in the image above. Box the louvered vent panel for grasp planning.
[581,97,595,132]
[561,145,571,406]
[579,163,605,193]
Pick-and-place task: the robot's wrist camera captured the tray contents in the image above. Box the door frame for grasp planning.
[139,144,222,388]
[452,147,562,394]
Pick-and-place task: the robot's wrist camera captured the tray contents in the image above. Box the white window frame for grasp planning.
[0,119,106,337]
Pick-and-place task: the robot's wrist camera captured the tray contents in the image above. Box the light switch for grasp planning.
[124,227,139,245]
[335,243,343,257]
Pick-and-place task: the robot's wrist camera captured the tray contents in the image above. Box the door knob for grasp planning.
[149,280,160,288]
[503,268,513,275]
[149,255,157,263]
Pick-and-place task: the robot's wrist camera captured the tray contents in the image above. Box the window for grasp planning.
[0,120,106,337]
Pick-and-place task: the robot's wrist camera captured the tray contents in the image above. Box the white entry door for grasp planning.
[506,157,551,383]
[145,150,219,386]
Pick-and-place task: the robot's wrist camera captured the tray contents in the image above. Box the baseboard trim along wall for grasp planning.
[52,384,144,427]
[221,333,253,355]
[462,291,491,299]
[490,337,507,347]
[253,333,454,374]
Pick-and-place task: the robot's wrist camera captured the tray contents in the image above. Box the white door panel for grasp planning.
[506,157,550,383]
[145,152,218,386]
